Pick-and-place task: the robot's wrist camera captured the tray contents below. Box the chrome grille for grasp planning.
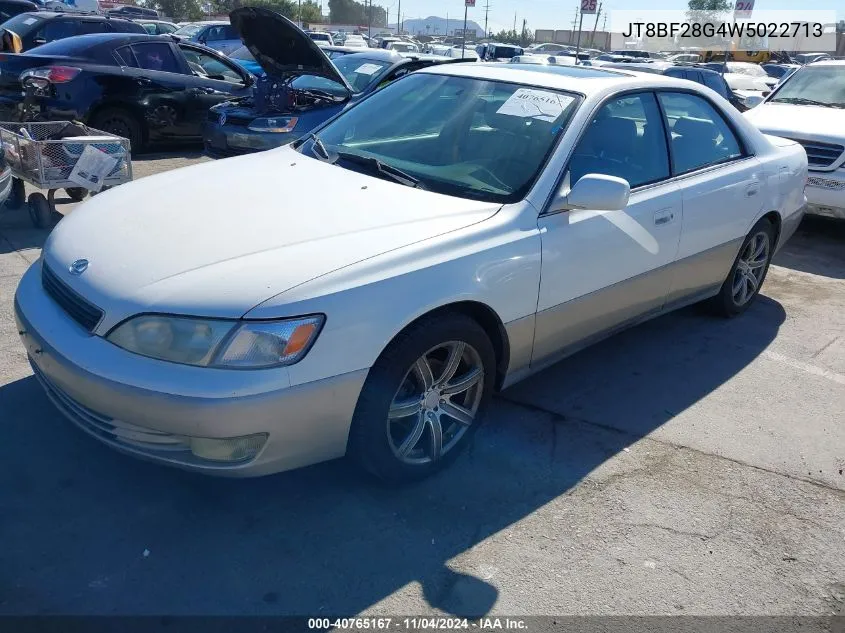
[41,263,103,332]
[31,362,189,452]
[785,138,844,169]
[806,176,845,190]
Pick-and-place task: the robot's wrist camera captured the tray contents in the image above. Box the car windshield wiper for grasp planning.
[334,150,426,190]
[770,97,841,108]
[307,132,330,161]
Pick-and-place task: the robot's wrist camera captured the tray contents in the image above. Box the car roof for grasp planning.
[26,11,135,20]
[806,59,845,66]
[421,62,712,96]
[30,32,178,46]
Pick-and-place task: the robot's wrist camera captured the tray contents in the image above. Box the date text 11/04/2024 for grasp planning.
[308,618,528,630]
[621,21,823,38]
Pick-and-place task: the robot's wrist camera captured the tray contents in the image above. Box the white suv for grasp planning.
[744,61,845,219]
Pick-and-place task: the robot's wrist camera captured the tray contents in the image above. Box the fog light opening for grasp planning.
[189,433,267,463]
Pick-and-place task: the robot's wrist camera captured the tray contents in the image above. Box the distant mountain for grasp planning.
[392,16,485,37]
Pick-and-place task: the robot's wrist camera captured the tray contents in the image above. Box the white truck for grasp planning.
[744,60,845,219]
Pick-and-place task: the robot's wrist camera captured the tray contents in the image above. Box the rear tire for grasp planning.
[27,192,51,229]
[348,313,496,484]
[64,187,87,202]
[708,217,776,318]
[90,108,142,151]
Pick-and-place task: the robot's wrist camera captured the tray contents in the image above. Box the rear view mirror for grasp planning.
[552,174,630,212]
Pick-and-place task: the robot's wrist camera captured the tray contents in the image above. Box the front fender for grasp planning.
[246,204,543,388]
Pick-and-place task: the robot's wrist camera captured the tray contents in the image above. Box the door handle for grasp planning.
[654,209,675,226]
[135,77,152,86]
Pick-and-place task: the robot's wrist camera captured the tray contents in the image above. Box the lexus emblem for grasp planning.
[219,112,227,126]
[69,259,88,275]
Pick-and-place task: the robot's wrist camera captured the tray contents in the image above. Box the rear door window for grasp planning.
[130,42,181,73]
[658,91,744,174]
[38,20,77,42]
[76,20,109,35]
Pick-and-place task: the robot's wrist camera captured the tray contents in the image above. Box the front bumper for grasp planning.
[202,118,294,158]
[804,169,845,219]
[14,261,368,477]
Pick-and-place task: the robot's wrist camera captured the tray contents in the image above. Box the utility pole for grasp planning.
[589,1,602,48]
[368,0,372,40]
[483,0,490,38]
[446,12,449,36]
[521,18,526,46]
[574,10,584,61]
[298,0,301,27]
[513,11,516,34]
[572,7,578,31]
[397,0,400,34]
[461,0,468,58]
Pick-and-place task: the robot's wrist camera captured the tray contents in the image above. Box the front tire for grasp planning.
[348,313,496,483]
[709,217,776,317]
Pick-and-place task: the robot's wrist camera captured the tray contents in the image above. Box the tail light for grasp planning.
[20,66,82,85]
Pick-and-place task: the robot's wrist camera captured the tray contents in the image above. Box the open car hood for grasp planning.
[229,7,353,92]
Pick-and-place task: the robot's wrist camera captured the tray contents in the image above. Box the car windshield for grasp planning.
[173,24,202,37]
[229,45,253,61]
[297,73,580,203]
[0,11,44,34]
[331,55,393,93]
[769,66,845,108]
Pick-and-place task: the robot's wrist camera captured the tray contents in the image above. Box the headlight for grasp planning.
[107,314,324,368]
[247,117,298,133]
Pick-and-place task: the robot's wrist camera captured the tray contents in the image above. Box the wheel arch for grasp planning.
[85,101,148,144]
[760,209,782,246]
[381,300,512,391]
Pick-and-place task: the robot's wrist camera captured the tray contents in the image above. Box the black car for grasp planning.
[204,8,465,158]
[0,11,146,52]
[0,33,254,148]
[0,0,37,23]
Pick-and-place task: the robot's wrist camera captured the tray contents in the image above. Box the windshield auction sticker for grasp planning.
[354,63,382,75]
[496,90,575,122]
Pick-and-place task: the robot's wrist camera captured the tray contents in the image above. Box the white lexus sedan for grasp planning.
[15,64,807,482]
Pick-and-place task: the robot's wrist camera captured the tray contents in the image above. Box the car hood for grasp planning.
[744,103,845,144]
[43,147,501,329]
[229,7,352,92]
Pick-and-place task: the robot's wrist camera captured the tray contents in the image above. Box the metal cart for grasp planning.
[0,122,132,228]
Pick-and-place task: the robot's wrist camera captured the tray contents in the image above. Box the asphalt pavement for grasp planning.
[0,153,843,617]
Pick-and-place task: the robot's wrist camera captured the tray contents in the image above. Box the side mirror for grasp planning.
[551,174,630,212]
[744,95,765,108]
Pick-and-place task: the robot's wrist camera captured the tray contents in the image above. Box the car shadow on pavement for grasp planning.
[773,216,845,279]
[0,297,786,617]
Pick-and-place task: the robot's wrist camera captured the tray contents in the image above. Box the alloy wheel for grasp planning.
[386,341,485,465]
[732,231,770,306]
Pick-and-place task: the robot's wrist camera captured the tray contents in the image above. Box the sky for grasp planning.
[375,0,844,34]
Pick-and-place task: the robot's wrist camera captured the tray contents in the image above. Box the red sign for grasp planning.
[580,0,597,14]
[465,0,475,6]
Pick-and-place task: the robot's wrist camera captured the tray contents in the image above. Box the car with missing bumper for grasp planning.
[16,63,806,482]
[204,8,465,158]
[744,61,845,219]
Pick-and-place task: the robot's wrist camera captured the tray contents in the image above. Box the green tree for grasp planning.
[491,28,533,46]
[688,0,730,9]
[152,0,204,20]
[329,0,384,26]
[299,0,323,24]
